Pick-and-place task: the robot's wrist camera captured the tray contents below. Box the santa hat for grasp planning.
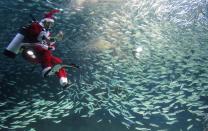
[41,9,60,23]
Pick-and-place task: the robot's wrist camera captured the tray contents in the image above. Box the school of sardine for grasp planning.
[0,0,208,130]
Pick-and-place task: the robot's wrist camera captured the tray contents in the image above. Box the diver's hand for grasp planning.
[55,31,64,41]
[48,45,55,51]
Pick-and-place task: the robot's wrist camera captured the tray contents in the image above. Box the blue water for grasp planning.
[0,0,208,131]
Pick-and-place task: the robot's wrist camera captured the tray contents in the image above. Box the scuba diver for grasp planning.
[3,10,72,89]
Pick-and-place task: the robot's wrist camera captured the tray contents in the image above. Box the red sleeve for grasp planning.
[20,22,44,42]
[29,23,42,38]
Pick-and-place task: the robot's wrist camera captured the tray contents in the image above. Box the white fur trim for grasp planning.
[41,18,54,23]
[39,21,44,27]
[42,67,51,77]
[6,33,24,54]
[40,43,49,50]
[59,77,68,86]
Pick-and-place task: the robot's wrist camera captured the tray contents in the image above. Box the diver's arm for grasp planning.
[45,31,63,50]
[48,42,55,51]
[50,31,64,42]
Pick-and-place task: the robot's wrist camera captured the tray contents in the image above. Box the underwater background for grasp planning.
[0,0,208,131]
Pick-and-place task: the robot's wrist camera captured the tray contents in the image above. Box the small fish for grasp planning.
[150,123,159,128]
[198,105,208,110]
[121,122,130,129]
[108,109,116,117]
[135,121,144,125]
[187,119,192,122]
[53,120,62,124]
[135,127,151,131]
[187,124,193,130]
[97,119,103,123]
[80,115,88,118]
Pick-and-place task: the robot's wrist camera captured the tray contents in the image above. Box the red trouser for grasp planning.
[34,44,67,78]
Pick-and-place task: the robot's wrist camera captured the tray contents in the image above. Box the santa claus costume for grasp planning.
[3,10,69,87]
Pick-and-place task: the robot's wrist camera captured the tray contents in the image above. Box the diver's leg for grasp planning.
[41,51,53,77]
[51,56,69,86]
[34,45,53,77]
[51,56,67,77]
[41,50,52,68]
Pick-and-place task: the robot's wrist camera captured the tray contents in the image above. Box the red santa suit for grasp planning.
[34,41,68,86]
[4,9,60,57]
[3,10,69,87]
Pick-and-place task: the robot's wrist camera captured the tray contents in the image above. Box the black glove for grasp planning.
[70,63,80,69]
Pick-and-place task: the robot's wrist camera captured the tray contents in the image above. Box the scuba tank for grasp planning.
[3,33,25,58]
[3,14,38,58]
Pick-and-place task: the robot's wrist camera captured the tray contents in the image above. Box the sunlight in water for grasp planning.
[134,46,143,58]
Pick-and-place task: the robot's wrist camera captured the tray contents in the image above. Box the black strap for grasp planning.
[69,63,80,69]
